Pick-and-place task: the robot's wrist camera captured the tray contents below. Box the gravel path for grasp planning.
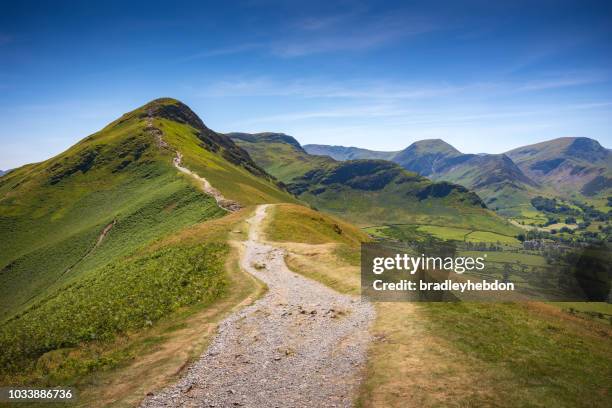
[141,205,375,408]
[172,151,241,212]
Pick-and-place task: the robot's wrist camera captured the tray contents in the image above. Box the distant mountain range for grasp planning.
[304,137,611,214]
[231,132,516,232]
[506,137,611,196]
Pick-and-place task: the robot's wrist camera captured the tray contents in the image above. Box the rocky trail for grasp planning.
[141,205,375,408]
[145,110,241,212]
[172,152,242,212]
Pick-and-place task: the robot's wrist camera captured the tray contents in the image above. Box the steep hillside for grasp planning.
[0,170,5,176]
[0,97,302,385]
[391,139,462,176]
[0,98,295,321]
[304,144,395,161]
[230,132,333,182]
[291,160,516,232]
[232,133,517,233]
[303,140,538,214]
[506,137,612,197]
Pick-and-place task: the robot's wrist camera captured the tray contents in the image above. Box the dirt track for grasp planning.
[141,205,374,407]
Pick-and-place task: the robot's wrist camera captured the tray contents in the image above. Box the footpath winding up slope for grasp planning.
[142,205,375,407]
[146,108,242,212]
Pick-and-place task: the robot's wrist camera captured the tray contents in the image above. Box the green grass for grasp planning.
[265,203,368,246]
[0,110,228,320]
[0,98,296,387]
[420,302,612,407]
[159,119,299,205]
[417,225,471,241]
[232,134,333,183]
[371,224,519,244]
[551,302,612,324]
[461,250,547,266]
[300,174,518,233]
[0,242,228,381]
[465,230,519,244]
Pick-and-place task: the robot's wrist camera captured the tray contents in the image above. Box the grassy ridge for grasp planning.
[265,203,368,246]
[231,133,333,183]
[155,105,299,205]
[0,98,296,387]
[298,169,518,233]
[0,109,226,319]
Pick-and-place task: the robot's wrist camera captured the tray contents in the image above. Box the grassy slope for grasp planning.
[162,123,299,205]
[265,203,368,247]
[0,110,226,319]
[296,162,519,234]
[302,140,540,216]
[233,134,518,234]
[506,137,612,199]
[0,98,294,385]
[232,133,334,183]
[303,144,396,161]
[264,203,612,408]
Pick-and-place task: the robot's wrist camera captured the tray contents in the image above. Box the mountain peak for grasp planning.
[143,98,209,131]
[564,137,608,161]
[392,139,462,176]
[407,139,462,155]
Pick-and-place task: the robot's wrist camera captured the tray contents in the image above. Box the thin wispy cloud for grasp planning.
[515,72,607,92]
[178,43,267,62]
[273,11,437,57]
[202,77,463,99]
[199,70,604,101]
[181,8,438,60]
[241,99,612,127]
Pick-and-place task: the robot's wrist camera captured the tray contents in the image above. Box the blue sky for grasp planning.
[1,0,611,169]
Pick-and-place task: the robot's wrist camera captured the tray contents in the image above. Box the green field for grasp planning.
[417,225,471,241]
[366,224,519,244]
[461,250,547,266]
[465,230,519,244]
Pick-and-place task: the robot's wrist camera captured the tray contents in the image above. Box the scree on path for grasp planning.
[141,205,375,408]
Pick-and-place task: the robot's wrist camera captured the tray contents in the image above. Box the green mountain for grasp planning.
[389,139,462,176]
[0,98,294,318]
[306,139,538,214]
[228,133,334,182]
[232,133,517,233]
[505,137,612,197]
[0,98,297,374]
[303,144,395,161]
